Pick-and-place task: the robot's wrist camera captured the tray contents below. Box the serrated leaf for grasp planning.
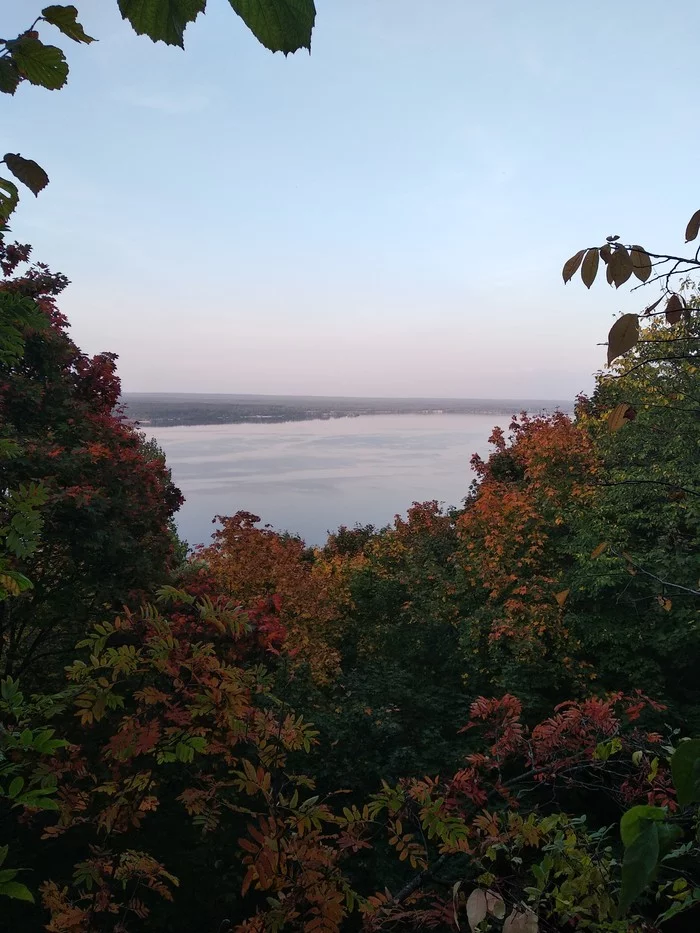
[608,403,633,433]
[630,246,652,282]
[0,178,19,220]
[685,209,700,243]
[562,249,585,284]
[3,154,49,196]
[42,6,96,43]
[8,37,68,90]
[665,294,683,325]
[0,880,34,902]
[619,822,659,914]
[581,248,599,289]
[228,0,316,53]
[671,739,700,805]
[607,313,639,365]
[0,59,22,95]
[118,0,206,48]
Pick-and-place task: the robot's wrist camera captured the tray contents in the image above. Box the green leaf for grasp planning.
[42,5,96,43]
[0,869,18,884]
[0,880,34,902]
[117,0,206,48]
[671,739,700,805]
[619,821,659,914]
[8,38,68,90]
[657,823,683,857]
[620,805,666,847]
[0,846,7,868]
[0,178,19,221]
[0,59,22,95]
[3,155,49,197]
[8,776,24,799]
[228,0,316,53]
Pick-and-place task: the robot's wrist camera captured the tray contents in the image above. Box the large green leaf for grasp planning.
[4,154,49,196]
[0,880,34,902]
[620,805,666,847]
[619,821,659,914]
[228,0,316,53]
[8,38,68,90]
[671,739,700,806]
[118,0,207,48]
[42,5,96,44]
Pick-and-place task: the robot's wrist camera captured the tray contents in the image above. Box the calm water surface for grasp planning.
[149,413,512,547]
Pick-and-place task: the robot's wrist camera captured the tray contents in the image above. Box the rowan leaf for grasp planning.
[3,154,49,196]
[228,0,316,54]
[581,248,599,289]
[607,313,639,365]
[685,209,700,243]
[118,0,206,48]
[562,249,585,284]
[665,294,683,325]
[608,403,633,433]
[42,5,96,43]
[8,37,68,90]
[630,246,652,282]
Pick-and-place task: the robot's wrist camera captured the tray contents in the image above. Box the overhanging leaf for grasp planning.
[630,246,652,282]
[503,907,538,933]
[685,209,700,243]
[42,6,96,43]
[608,403,633,433]
[118,0,206,48]
[665,294,684,325]
[8,37,68,90]
[562,249,585,284]
[0,59,22,95]
[671,739,700,805]
[619,821,660,914]
[0,178,19,220]
[581,248,599,289]
[609,246,633,288]
[607,313,639,365]
[228,0,316,53]
[3,154,49,196]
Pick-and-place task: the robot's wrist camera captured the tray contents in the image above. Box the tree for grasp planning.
[0,239,183,683]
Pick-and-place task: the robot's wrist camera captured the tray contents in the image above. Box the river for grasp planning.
[148,412,517,547]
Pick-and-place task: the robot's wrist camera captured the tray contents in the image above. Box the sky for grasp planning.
[5,0,700,399]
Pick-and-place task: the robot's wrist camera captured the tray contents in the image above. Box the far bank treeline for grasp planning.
[1,223,700,933]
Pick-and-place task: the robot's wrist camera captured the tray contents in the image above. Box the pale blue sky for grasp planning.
[5,1,698,398]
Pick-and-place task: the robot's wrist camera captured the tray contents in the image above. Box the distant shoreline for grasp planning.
[122,392,574,429]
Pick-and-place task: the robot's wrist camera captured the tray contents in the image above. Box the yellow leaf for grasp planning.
[590,542,608,559]
[607,403,634,433]
[555,589,569,608]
